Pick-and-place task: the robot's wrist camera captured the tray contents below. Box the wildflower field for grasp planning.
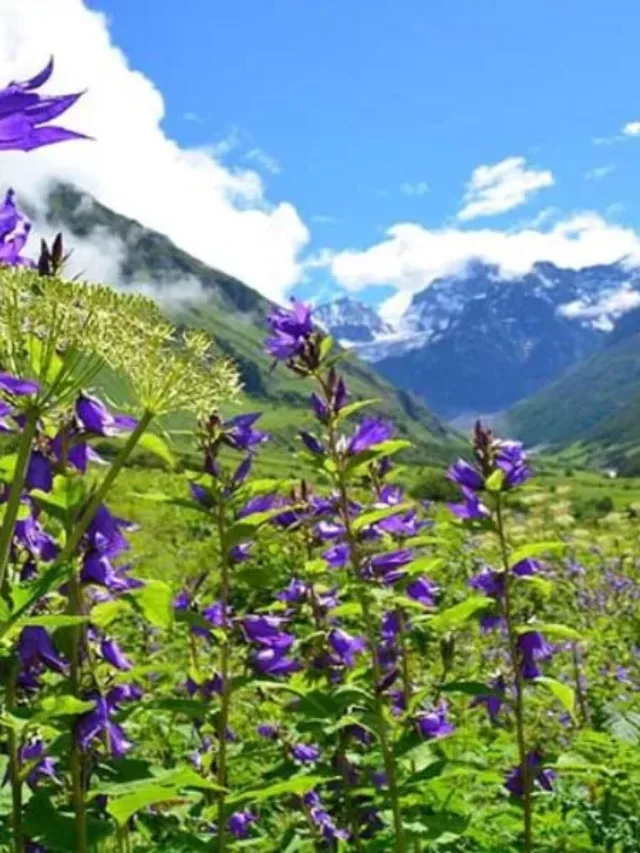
[0,56,639,853]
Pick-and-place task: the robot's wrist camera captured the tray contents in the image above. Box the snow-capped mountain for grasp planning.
[317,260,640,418]
[314,297,393,343]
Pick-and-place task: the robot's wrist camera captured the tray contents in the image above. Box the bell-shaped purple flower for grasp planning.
[407,576,437,607]
[251,647,301,677]
[448,487,490,521]
[323,542,350,569]
[0,190,35,268]
[75,695,132,758]
[265,299,314,361]
[291,742,320,764]
[0,58,88,152]
[25,451,53,493]
[241,615,294,649]
[222,412,268,452]
[75,393,137,437]
[505,750,555,796]
[0,371,39,397]
[347,418,394,455]
[416,699,455,739]
[496,441,530,489]
[469,567,504,599]
[228,810,256,839]
[447,458,484,492]
[18,627,66,674]
[256,723,280,740]
[517,631,553,680]
[470,675,506,722]
[370,549,413,584]
[101,637,133,671]
[300,431,325,455]
[19,739,59,790]
[328,627,366,667]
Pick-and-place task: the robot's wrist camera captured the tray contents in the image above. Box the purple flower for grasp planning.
[447,458,484,492]
[229,542,252,563]
[75,696,132,758]
[517,631,553,680]
[347,418,394,455]
[25,451,53,493]
[75,393,137,437]
[328,628,366,666]
[174,590,190,611]
[18,627,66,674]
[496,441,530,489]
[101,637,133,671]
[81,551,141,592]
[277,578,308,604]
[471,675,506,722]
[251,647,301,677]
[0,58,88,152]
[407,576,437,607]
[237,493,282,518]
[511,558,541,576]
[291,742,320,764]
[323,542,350,569]
[0,190,35,268]
[85,505,134,558]
[265,299,313,360]
[469,567,504,599]
[222,412,268,452]
[381,610,401,641]
[228,810,256,839]
[241,615,294,650]
[19,739,58,790]
[311,392,329,422]
[189,482,213,507]
[416,700,455,739]
[107,684,143,708]
[315,520,345,540]
[448,487,490,521]
[185,674,223,698]
[256,723,280,740]
[505,750,555,796]
[370,549,413,583]
[0,372,40,397]
[232,455,252,485]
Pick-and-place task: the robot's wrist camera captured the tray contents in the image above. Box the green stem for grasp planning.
[69,571,87,853]
[495,495,532,853]
[329,442,405,851]
[0,407,39,596]
[215,503,231,853]
[7,662,23,853]
[59,410,155,563]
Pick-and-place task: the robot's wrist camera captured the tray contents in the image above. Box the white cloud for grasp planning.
[0,0,309,304]
[457,156,554,221]
[245,147,281,175]
[559,286,640,331]
[322,213,640,322]
[585,164,615,181]
[400,181,430,197]
[622,121,640,136]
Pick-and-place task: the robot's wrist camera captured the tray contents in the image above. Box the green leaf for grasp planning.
[223,507,291,551]
[39,695,95,717]
[429,596,492,631]
[509,541,567,566]
[91,598,130,629]
[106,767,221,827]
[485,469,505,492]
[8,563,70,627]
[226,775,326,806]
[16,615,87,630]
[129,580,173,630]
[135,432,175,469]
[535,677,576,719]
[30,475,86,521]
[344,439,412,474]
[515,575,554,597]
[335,399,380,422]
[517,622,582,641]
[352,502,413,532]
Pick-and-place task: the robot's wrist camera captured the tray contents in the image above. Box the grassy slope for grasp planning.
[49,184,463,467]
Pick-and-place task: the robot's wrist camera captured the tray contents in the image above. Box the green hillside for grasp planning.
[507,309,640,455]
[48,184,462,465]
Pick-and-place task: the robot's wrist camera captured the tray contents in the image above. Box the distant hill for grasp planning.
[45,184,461,464]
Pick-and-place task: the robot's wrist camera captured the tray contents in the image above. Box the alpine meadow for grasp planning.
[0,8,640,853]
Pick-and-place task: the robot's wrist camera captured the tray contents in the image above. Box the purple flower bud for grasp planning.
[407,576,437,607]
[300,431,325,455]
[101,637,133,671]
[0,372,39,396]
[18,627,66,675]
[228,810,256,839]
[232,455,252,486]
[25,451,53,493]
[447,459,484,491]
[75,394,137,437]
[291,742,320,764]
[256,723,280,740]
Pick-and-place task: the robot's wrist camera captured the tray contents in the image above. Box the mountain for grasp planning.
[318,261,640,419]
[44,184,461,464]
[507,303,640,466]
[315,297,393,343]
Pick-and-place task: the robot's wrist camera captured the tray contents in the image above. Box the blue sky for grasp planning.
[6,0,640,319]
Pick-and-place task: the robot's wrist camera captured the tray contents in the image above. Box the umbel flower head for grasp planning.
[0,268,240,417]
[0,57,88,152]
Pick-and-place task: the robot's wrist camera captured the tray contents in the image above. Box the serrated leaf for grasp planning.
[535,676,576,719]
[429,596,492,631]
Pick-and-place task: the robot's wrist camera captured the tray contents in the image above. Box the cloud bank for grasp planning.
[457,156,554,221]
[0,0,309,303]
